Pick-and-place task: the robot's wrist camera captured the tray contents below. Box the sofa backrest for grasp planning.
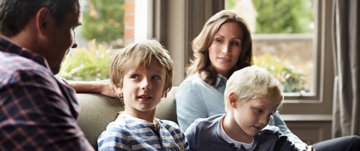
[76,87,178,149]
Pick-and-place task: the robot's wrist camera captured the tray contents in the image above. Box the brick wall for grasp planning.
[124,0,135,46]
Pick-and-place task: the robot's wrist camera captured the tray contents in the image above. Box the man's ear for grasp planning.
[35,7,51,36]
[229,92,237,108]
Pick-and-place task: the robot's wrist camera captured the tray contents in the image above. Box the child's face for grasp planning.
[232,97,279,136]
[116,60,167,114]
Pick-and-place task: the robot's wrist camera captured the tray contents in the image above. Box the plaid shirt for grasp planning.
[0,36,94,151]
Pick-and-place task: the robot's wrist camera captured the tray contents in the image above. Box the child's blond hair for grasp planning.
[109,39,173,99]
[224,65,283,112]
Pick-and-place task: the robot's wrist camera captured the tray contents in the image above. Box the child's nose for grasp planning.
[141,78,151,90]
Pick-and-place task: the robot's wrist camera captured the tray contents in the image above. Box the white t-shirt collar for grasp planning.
[219,116,254,150]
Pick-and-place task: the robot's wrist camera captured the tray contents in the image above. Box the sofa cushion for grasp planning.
[76,87,177,149]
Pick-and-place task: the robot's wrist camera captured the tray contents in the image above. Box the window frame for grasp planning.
[280,0,334,116]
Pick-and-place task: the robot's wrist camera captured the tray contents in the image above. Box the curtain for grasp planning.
[332,0,360,137]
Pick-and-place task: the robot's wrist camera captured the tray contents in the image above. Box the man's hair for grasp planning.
[187,10,253,86]
[224,65,283,112]
[110,39,174,99]
[0,0,79,37]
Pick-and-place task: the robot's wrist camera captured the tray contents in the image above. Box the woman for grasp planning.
[176,10,252,131]
[176,10,359,151]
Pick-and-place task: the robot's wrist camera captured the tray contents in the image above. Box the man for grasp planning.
[0,0,94,150]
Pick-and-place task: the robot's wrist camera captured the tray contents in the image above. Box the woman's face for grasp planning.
[208,22,243,77]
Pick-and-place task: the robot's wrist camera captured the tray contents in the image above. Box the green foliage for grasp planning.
[57,40,111,81]
[226,0,314,34]
[252,0,313,34]
[254,54,309,93]
[80,0,124,45]
[225,0,237,10]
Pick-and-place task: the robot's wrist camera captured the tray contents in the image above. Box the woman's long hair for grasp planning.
[186,10,253,86]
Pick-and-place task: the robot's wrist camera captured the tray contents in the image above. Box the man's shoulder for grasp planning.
[0,51,49,77]
[0,63,53,85]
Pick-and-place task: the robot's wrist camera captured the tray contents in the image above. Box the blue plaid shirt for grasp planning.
[0,36,94,151]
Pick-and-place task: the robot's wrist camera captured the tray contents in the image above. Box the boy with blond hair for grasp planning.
[97,40,190,151]
[185,65,305,151]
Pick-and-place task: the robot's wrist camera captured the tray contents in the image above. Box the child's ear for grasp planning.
[229,92,237,108]
[161,84,171,98]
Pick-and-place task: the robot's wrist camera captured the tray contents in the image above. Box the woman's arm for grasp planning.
[68,80,117,98]
[270,112,308,149]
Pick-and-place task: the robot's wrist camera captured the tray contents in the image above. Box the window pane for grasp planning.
[79,0,125,48]
[225,0,315,95]
[58,0,125,81]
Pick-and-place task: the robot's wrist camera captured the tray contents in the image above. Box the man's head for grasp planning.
[0,0,81,74]
[0,0,80,37]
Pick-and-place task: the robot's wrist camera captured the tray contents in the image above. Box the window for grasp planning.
[223,0,334,116]
[58,0,152,81]
[222,0,334,117]
[225,0,315,96]
[58,0,125,81]
[79,0,125,48]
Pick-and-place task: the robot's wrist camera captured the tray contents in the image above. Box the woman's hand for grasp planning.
[97,79,117,98]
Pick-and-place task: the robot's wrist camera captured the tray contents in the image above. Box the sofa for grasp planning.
[76,87,178,149]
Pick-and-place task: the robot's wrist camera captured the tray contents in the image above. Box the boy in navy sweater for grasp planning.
[185,66,309,151]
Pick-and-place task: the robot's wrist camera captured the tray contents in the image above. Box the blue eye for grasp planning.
[152,75,161,80]
[130,74,139,79]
